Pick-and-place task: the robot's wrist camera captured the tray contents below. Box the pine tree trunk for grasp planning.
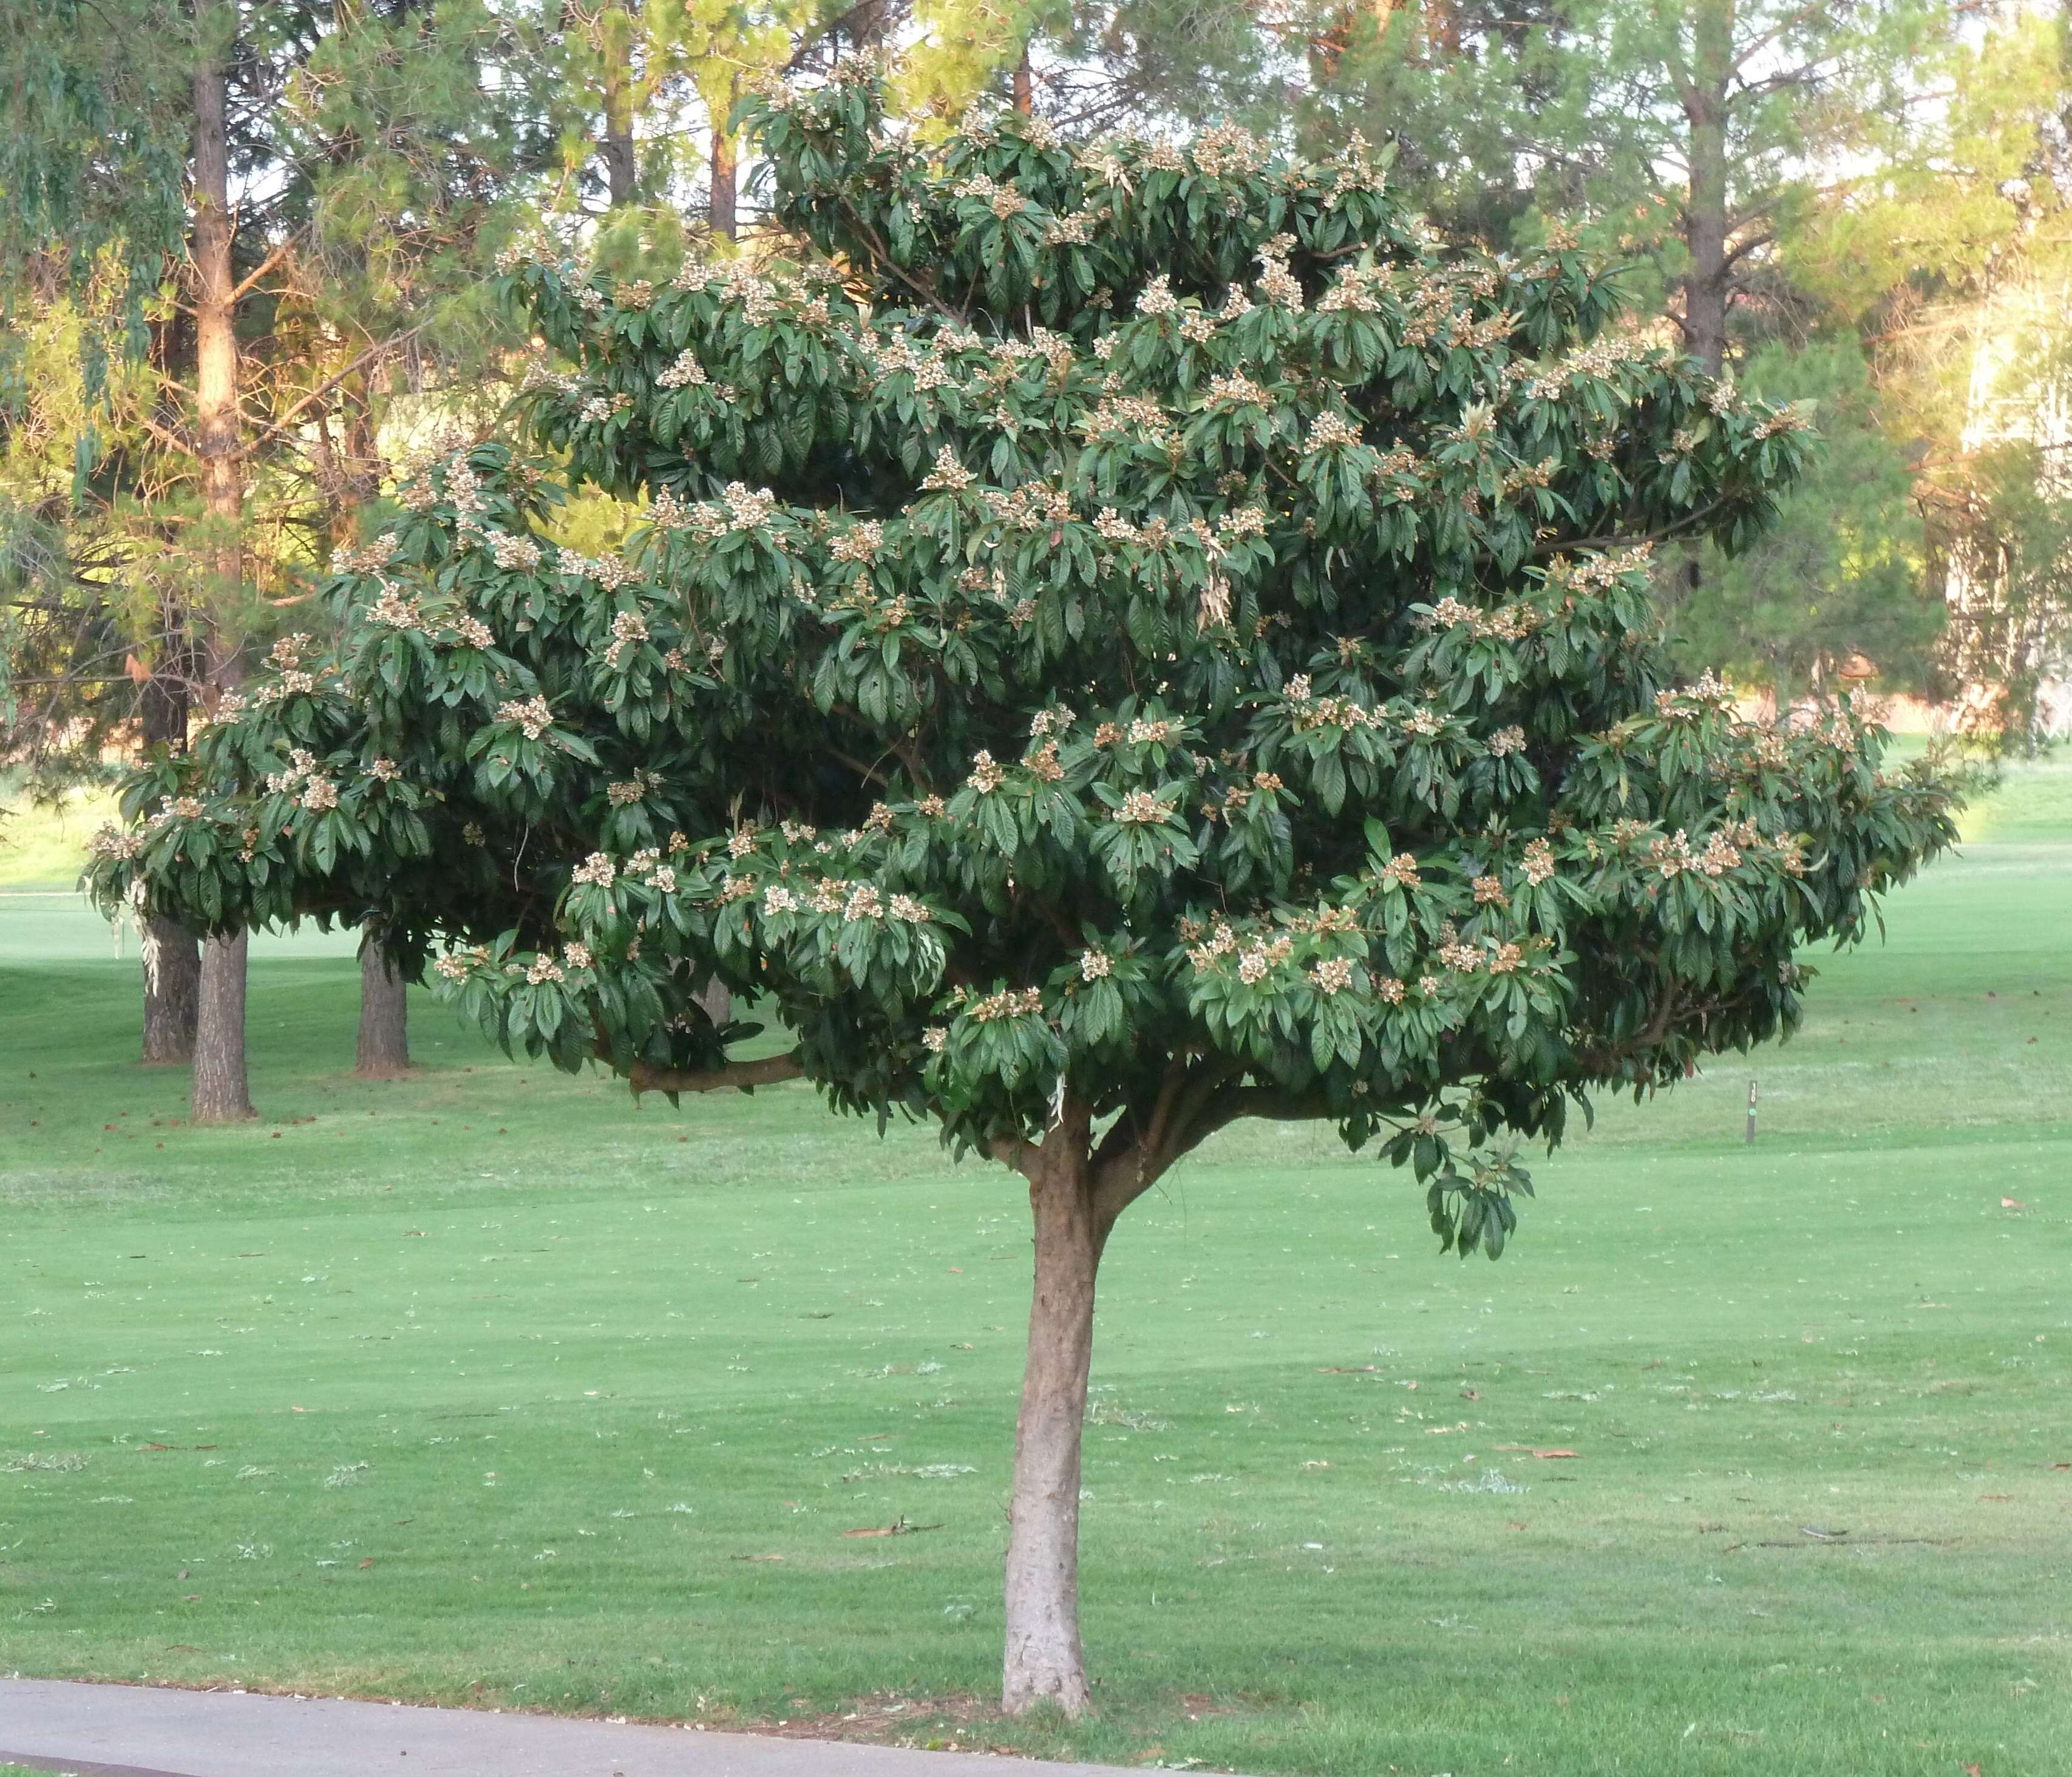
[192,930,255,1123]
[710,121,736,241]
[142,920,202,1065]
[137,665,197,1064]
[1001,1116,1101,1715]
[188,1,254,1124]
[1681,3,1732,376]
[355,932,411,1079]
[600,0,637,206]
[1013,47,1033,115]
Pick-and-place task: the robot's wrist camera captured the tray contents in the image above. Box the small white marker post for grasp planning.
[1745,1078,1758,1145]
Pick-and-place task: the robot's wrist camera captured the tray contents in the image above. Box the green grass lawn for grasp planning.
[2,763,2068,1776]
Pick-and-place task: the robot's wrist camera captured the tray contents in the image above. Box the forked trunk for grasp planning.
[192,930,255,1123]
[1002,1121,1102,1714]
[142,918,200,1065]
[355,932,411,1079]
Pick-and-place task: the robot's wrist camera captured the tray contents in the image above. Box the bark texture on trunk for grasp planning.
[192,930,255,1123]
[142,919,202,1064]
[191,3,240,610]
[138,663,197,1064]
[355,932,412,1078]
[710,121,737,241]
[1012,47,1034,115]
[1680,3,1732,376]
[599,0,637,206]
[1002,1110,1102,1715]
[188,5,254,1124]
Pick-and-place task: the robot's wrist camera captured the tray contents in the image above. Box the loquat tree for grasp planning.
[89,68,1958,1712]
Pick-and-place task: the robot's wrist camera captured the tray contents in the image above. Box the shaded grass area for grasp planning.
[1,773,2069,1775]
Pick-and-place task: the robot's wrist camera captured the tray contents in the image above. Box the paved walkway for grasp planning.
[0,1681,1166,1777]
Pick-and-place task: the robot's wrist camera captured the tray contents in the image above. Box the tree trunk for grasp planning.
[191,2,240,609]
[142,920,202,1065]
[599,0,636,206]
[1680,4,1732,376]
[1001,1113,1102,1715]
[1013,47,1033,115]
[188,1,254,1123]
[355,930,412,1078]
[710,120,736,242]
[137,659,197,1064]
[192,929,256,1123]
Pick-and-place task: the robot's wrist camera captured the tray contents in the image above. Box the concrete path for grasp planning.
[0,1680,1167,1777]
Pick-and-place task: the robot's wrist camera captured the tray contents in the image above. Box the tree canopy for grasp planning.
[88,67,1960,1710]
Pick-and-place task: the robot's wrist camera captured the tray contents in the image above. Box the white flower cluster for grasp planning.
[922,447,974,492]
[1650,828,1744,880]
[1191,123,1270,178]
[829,520,885,563]
[433,944,489,981]
[262,747,338,812]
[487,531,543,572]
[497,695,554,739]
[602,609,649,670]
[367,583,426,630]
[1305,411,1364,453]
[330,534,399,575]
[1542,543,1654,594]
[1285,675,1387,734]
[1310,956,1354,995]
[657,349,708,390]
[1206,372,1269,409]
[1136,275,1179,316]
[1255,235,1303,310]
[1424,596,1541,642]
[953,172,1028,219]
[982,480,1073,531]
[1523,335,1663,403]
[960,985,1047,1023]
[1318,263,1387,314]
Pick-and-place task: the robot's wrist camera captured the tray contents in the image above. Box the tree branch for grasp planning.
[1530,495,1737,559]
[627,1050,806,1099]
[229,239,296,304]
[235,322,430,462]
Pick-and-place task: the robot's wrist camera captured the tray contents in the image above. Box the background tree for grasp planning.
[2,0,202,1057]
[93,71,1959,1711]
[1300,0,2072,719]
[4,0,571,1086]
[1670,341,1941,706]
